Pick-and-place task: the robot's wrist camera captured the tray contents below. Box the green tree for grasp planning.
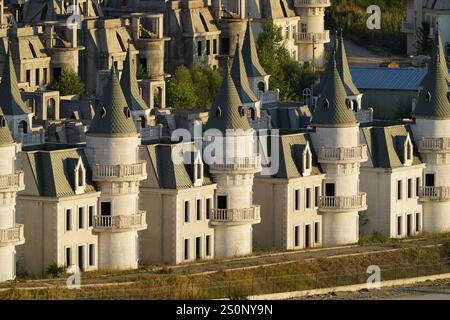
[47,69,85,96]
[167,64,223,109]
[257,20,316,101]
[417,21,433,56]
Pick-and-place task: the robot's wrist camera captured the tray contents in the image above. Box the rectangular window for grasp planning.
[306,188,311,209]
[53,67,62,81]
[294,189,300,211]
[196,199,202,221]
[26,69,31,84]
[184,239,189,260]
[407,178,413,199]
[397,180,402,200]
[416,213,421,232]
[65,209,72,231]
[294,226,300,247]
[35,69,40,86]
[184,201,190,223]
[397,216,402,236]
[314,222,320,243]
[88,206,94,227]
[66,247,72,267]
[89,244,95,266]
[206,198,211,220]
[78,245,84,271]
[416,177,420,197]
[206,235,211,256]
[197,41,202,57]
[314,186,320,208]
[213,39,217,54]
[206,40,210,55]
[78,207,84,229]
[195,236,201,260]
[221,38,230,55]
[100,202,111,215]
[43,68,48,84]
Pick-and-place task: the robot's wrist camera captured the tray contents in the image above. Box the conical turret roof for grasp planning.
[413,30,450,120]
[205,66,251,133]
[0,49,29,116]
[335,32,360,96]
[0,107,14,146]
[88,67,138,136]
[312,56,357,127]
[120,46,148,111]
[242,18,267,78]
[230,39,258,104]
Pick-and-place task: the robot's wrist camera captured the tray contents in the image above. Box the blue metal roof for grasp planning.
[350,67,450,91]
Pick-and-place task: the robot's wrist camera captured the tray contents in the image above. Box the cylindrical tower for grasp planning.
[294,0,331,67]
[310,54,367,245]
[204,68,261,258]
[412,30,450,233]
[0,108,25,282]
[86,67,147,270]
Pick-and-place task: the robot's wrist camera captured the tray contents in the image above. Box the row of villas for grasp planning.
[1,18,450,281]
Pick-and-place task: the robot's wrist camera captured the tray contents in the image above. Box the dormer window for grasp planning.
[216,106,222,117]
[75,159,86,194]
[323,98,330,109]
[193,151,203,186]
[302,142,312,176]
[404,135,413,166]
[345,99,353,110]
[124,107,131,118]
[0,115,5,128]
[100,107,107,119]
[425,91,432,103]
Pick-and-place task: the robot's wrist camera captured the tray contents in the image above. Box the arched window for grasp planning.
[258,82,265,92]
[47,98,56,120]
[18,120,28,134]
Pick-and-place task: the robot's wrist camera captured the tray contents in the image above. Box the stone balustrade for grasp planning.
[418,137,450,153]
[319,193,367,212]
[0,171,25,192]
[93,211,147,232]
[318,145,368,163]
[294,31,330,43]
[419,186,450,202]
[93,161,147,182]
[210,206,261,225]
[0,224,25,246]
[210,155,261,172]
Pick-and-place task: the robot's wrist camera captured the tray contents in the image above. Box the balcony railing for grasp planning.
[419,186,450,202]
[418,137,450,153]
[319,193,367,212]
[210,206,261,225]
[0,171,25,191]
[210,155,261,172]
[0,224,25,246]
[250,116,271,131]
[318,145,368,163]
[355,108,374,123]
[295,0,331,7]
[93,211,147,231]
[93,161,147,181]
[401,20,415,33]
[258,90,280,104]
[294,31,330,43]
[140,125,162,142]
[19,129,45,146]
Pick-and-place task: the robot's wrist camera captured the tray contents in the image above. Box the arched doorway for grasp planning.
[18,120,28,134]
[47,98,56,120]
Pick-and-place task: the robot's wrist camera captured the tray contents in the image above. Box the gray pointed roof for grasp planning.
[0,107,14,146]
[413,31,450,120]
[120,46,148,111]
[421,28,450,86]
[0,50,29,116]
[230,40,258,104]
[88,67,138,137]
[242,19,267,78]
[205,67,251,132]
[311,57,358,127]
[335,33,360,96]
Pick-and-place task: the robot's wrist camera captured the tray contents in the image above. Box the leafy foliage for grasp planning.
[327,0,407,54]
[167,64,223,109]
[47,69,85,96]
[417,21,433,56]
[46,263,66,278]
[257,21,317,102]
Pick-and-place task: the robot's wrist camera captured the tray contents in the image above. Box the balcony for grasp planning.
[355,108,374,123]
[294,31,330,44]
[93,211,147,232]
[18,129,45,147]
[318,145,368,163]
[140,125,162,142]
[210,155,261,172]
[419,186,450,202]
[294,0,331,7]
[401,20,415,33]
[250,116,271,131]
[257,89,280,104]
[0,171,25,192]
[0,224,25,246]
[93,161,147,182]
[210,206,261,225]
[318,193,367,213]
[418,137,450,153]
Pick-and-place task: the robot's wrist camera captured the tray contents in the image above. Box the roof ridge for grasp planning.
[241,19,267,78]
[120,45,148,111]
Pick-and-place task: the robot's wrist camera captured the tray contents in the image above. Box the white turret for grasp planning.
[0,107,25,282]
[310,53,367,245]
[411,29,450,232]
[294,0,331,68]
[204,67,261,258]
[85,67,147,270]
